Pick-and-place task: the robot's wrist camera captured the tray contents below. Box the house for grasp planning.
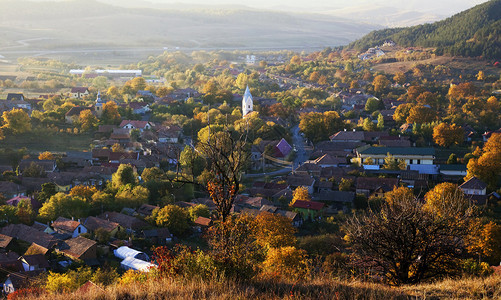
[460,177,487,196]
[275,210,303,227]
[0,234,13,250]
[120,120,154,132]
[3,271,42,294]
[52,217,87,238]
[194,217,212,231]
[291,200,325,220]
[18,159,57,174]
[65,106,93,124]
[157,126,182,143]
[83,216,121,237]
[58,236,97,261]
[137,204,159,217]
[355,177,399,197]
[313,191,355,213]
[0,252,23,273]
[286,174,315,194]
[127,102,151,115]
[6,93,24,101]
[1,224,58,250]
[310,154,346,168]
[18,254,50,271]
[5,195,32,206]
[70,87,90,99]
[99,212,149,233]
[0,181,27,199]
[439,164,467,178]
[355,146,436,174]
[142,228,172,245]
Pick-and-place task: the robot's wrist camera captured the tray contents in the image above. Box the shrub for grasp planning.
[262,246,310,280]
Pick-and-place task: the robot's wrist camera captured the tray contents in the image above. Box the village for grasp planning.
[0,45,500,295]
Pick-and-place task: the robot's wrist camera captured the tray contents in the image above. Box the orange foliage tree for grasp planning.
[432,123,464,148]
[466,133,501,189]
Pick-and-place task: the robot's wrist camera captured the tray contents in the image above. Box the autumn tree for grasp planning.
[252,212,297,249]
[179,145,206,178]
[79,109,98,132]
[377,113,384,130]
[338,178,353,191]
[406,105,437,124]
[111,164,138,189]
[23,162,45,178]
[187,204,210,222]
[115,185,149,208]
[141,167,164,183]
[362,117,376,131]
[466,221,501,264]
[101,101,121,125]
[393,72,406,85]
[346,194,473,285]
[69,185,97,201]
[384,186,414,206]
[262,246,310,280]
[393,103,412,124]
[1,108,31,134]
[197,130,249,222]
[423,182,469,217]
[433,123,464,148]
[152,205,190,236]
[466,133,501,189]
[364,97,382,113]
[299,111,344,143]
[290,186,311,206]
[372,75,390,94]
[38,151,54,160]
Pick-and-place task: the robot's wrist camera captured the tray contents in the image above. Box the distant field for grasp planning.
[373,55,501,76]
[1,132,93,152]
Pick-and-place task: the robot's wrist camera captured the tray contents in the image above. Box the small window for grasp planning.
[409,159,413,164]
[78,227,81,233]
[417,159,421,164]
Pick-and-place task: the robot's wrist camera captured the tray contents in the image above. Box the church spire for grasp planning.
[242,85,253,117]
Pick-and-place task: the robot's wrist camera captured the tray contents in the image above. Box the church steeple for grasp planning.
[242,85,253,117]
[95,91,103,117]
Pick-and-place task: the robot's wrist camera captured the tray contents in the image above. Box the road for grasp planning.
[243,125,309,178]
[291,125,309,168]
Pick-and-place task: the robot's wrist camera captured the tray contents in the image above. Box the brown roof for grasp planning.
[1,224,57,249]
[70,87,89,93]
[65,106,93,117]
[83,216,119,232]
[313,154,346,165]
[60,236,96,259]
[0,234,13,248]
[356,177,399,191]
[19,254,50,269]
[287,174,315,187]
[52,217,81,233]
[0,181,26,195]
[24,243,49,256]
[98,212,148,231]
[194,217,212,227]
[137,204,159,216]
[460,177,487,190]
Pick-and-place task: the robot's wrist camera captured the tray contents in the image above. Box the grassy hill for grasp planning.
[348,0,501,58]
[19,274,501,300]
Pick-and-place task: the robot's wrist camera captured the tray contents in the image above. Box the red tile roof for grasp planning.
[292,200,325,211]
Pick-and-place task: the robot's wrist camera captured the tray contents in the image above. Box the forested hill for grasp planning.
[348,0,501,58]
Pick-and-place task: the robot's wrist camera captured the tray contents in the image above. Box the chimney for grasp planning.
[344,128,347,131]
[71,217,74,221]
[353,129,356,132]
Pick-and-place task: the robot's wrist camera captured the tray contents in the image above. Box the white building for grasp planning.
[242,86,253,117]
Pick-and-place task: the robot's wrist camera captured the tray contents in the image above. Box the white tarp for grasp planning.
[114,246,149,261]
[120,256,156,272]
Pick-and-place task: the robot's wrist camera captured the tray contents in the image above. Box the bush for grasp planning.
[262,246,311,280]
[461,259,493,277]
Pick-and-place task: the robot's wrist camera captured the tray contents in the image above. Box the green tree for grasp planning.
[362,118,376,131]
[179,145,206,177]
[115,185,149,208]
[377,113,384,130]
[141,167,164,183]
[37,183,57,203]
[153,205,190,236]
[382,153,407,170]
[112,164,138,189]
[22,162,45,178]
[372,75,390,94]
[188,204,211,222]
[365,97,382,113]
[38,193,90,222]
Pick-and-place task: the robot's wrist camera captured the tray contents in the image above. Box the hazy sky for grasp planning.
[151,0,489,14]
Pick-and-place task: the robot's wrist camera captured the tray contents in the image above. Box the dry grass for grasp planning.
[19,274,501,300]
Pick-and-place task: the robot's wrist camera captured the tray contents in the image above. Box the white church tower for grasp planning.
[242,86,253,117]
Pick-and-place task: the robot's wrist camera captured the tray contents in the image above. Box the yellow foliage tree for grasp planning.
[45,272,77,293]
[466,220,501,263]
[262,246,310,280]
[384,186,414,206]
[2,108,31,134]
[252,212,297,249]
[290,186,311,207]
[38,151,54,160]
[466,133,501,189]
[69,185,97,201]
[423,182,469,217]
[79,109,98,132]
[433,123,464,148]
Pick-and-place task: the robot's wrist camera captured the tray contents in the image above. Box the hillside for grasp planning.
[348,0,501,58]
[0,0,377,56]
